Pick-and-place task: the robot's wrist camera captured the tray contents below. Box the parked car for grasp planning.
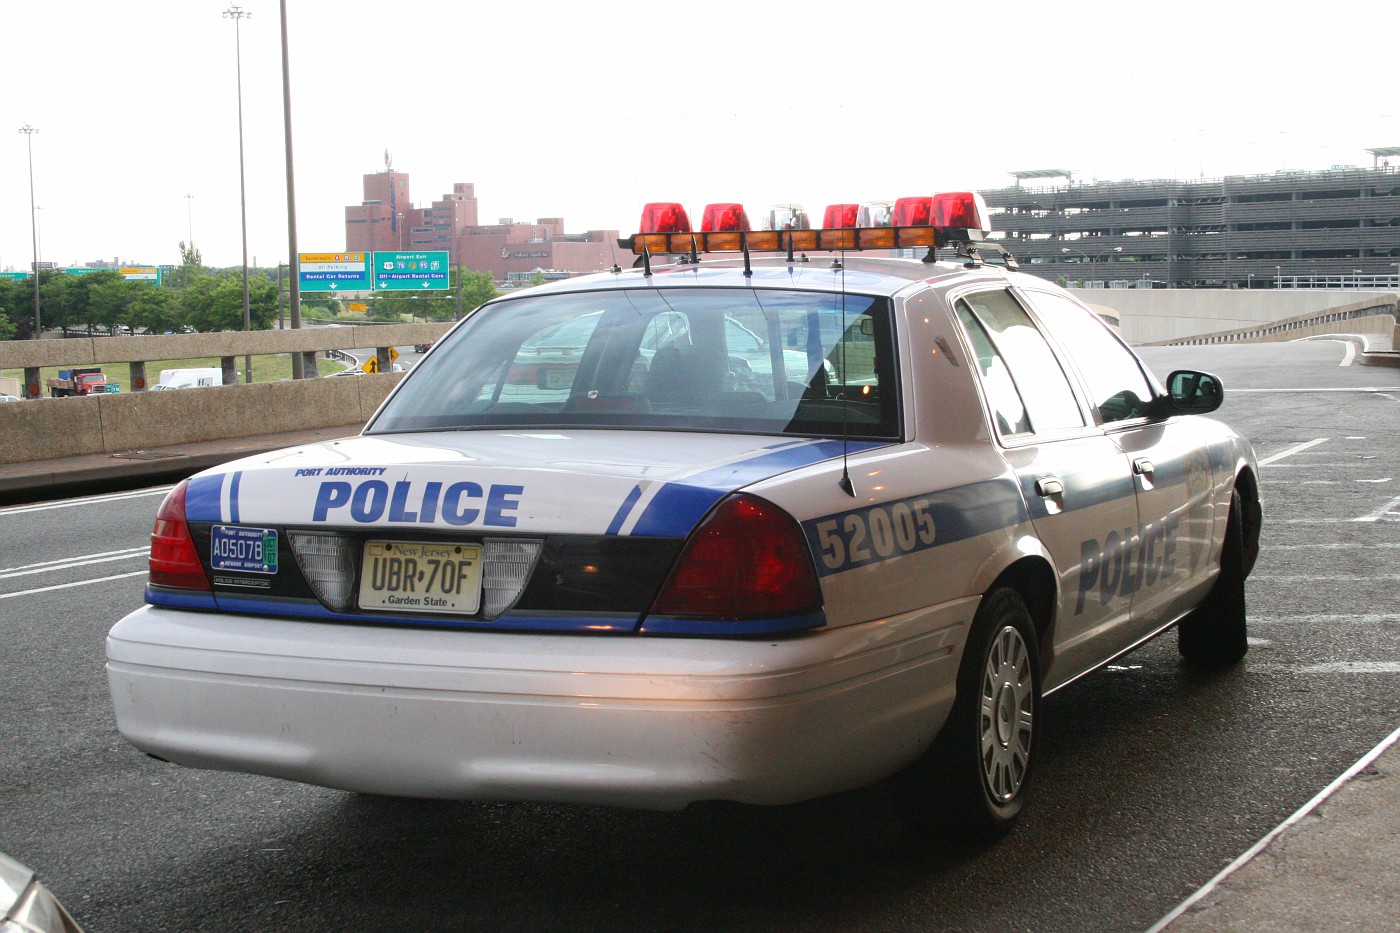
[107,193,1260,838]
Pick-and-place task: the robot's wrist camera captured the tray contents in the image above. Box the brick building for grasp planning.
[345,169,620,282]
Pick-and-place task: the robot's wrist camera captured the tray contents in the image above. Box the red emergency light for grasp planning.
[892,196,932,227]
[822,204,860,229]
[932,191,991,233]
[700,203,751,233]
[639,202,692,234]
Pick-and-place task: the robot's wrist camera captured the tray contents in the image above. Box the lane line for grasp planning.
[0,549,148,581]
[1356,494,1400,523]
[1249,614,1398,625]
[1147,724,1400,933]
[1258,438,1328,466]
[1,547,148,574]
[1249,575,1400,582]
[0,486,172,516]
[0,570,148,600]
[1231,387,1400,393]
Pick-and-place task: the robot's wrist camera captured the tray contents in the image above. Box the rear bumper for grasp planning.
[106,602,973,809]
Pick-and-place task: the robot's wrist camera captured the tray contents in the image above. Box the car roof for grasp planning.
[491,255,1014,304]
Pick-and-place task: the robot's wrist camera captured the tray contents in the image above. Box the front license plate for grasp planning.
[210,525,279,574]
[359,541,483,614]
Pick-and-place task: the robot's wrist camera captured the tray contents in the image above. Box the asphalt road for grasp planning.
[1,339,1396,932]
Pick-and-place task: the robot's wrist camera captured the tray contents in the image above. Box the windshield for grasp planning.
[367,286,899,440]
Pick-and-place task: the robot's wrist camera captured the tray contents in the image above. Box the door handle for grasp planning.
[1133,458,1155,476]
[1035,476,1064,497]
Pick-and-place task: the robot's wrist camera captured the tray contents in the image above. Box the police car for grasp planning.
[106,193,1261,837]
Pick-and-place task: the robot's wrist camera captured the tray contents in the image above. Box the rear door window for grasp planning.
[954,290,1087,438]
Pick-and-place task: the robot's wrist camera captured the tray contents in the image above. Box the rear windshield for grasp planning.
[367,286,899,440]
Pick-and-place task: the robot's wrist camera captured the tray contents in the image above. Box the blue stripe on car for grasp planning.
[184,474,226,523]
[606,485,644,535]
[629,439,887,537]
[802,477,1030,577]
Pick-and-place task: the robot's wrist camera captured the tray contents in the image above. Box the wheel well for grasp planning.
[988,557,1057,647]
[1233,466,1262,577]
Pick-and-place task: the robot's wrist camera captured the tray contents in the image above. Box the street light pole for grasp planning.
[224,4,253,384]
[279,0,305,378]
[18,124,40,340]
[184,193,195,246]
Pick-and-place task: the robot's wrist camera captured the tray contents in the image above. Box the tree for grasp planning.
[128,283,179,334]
[175,240,206,289]
[179,270,280,332]
[457,270,499,318]
[86,272,133,334]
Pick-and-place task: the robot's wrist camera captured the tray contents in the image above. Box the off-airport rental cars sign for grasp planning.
[298,251,449,293]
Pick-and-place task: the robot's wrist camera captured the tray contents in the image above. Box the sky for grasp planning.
[2,0,1396,272]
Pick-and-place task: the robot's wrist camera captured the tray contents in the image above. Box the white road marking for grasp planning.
[0,547,148,580]
[1231,387,1400,393]
[0,570,148,600]
[1247,662,1400,675]
[1265,543,1400,550]
[1249,575,1400,582]
[1258,438,1328,466]
[0,486,172,516]
[1356,494,1400,523]
[1249,614,1398,624]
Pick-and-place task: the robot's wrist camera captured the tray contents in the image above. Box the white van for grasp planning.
[157,368,223,390]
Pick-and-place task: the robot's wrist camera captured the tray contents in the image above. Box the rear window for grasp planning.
[367,287,899,440]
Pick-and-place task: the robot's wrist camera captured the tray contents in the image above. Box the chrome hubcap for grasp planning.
[979,625,1034,803]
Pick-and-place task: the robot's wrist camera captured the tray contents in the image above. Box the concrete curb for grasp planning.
[1150,724,1400,931]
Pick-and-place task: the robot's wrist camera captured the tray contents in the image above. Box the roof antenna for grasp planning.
[836,254,855,497]
[642,246,653,278]
[690,235,699,265]
[741,232,752,277]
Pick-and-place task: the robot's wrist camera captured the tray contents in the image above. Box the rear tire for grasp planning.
[1177,490,1249,667]
[910,587,1041,842]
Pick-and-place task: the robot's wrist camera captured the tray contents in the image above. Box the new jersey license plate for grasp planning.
[359,541,483,614]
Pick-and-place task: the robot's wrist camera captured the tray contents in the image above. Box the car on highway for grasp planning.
[0,394,20,402]
[106,192,1261,838]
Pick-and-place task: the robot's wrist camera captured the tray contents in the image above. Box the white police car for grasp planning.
[107,193,1261,837]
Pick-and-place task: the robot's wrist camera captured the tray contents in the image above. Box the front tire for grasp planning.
[913,587,1042,841]
[1177,490,1249,667]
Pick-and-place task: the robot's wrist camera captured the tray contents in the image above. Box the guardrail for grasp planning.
[0,323,455,467]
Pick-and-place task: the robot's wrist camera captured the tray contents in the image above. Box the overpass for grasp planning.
[1,293,1396,491]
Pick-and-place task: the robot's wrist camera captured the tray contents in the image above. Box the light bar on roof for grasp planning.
[621,226,940,255]
[620,192,990,256]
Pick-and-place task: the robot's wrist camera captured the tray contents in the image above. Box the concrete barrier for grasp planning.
[0,371,404,466]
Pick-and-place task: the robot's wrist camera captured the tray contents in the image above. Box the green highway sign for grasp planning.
[373,251,450,290]
[0,271,29,280]
[299,252,371,292]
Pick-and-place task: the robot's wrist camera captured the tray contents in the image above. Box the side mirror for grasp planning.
[1160,369,1223,415]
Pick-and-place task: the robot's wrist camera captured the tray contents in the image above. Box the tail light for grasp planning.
[822,204,859,229]
[700,203,751,233]
[892,196,932,227]
[149,479,211,591]
[639,202,691,234]
[645,494,822,627]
